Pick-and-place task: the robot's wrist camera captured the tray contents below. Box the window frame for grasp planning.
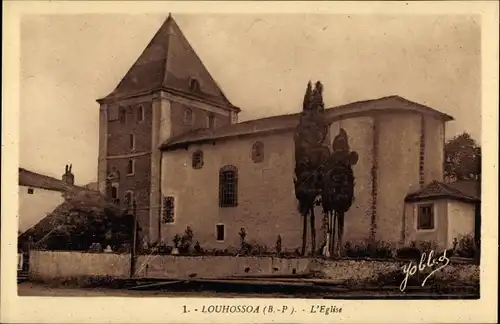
[215,223,225,242]
[127,159,135,176]
[416,202,436,231]
[189,78,201,92]
[162,195,175,224]
[219,165,238,208]
[184,108,194,126]
[124,190,134,208]
[137,105,145,123]
[251,141,265,163]
[129,134,136,151]
[119,106,126,124]
[110,183,119,200]
[192,150,204,169]
[207,113,216,129]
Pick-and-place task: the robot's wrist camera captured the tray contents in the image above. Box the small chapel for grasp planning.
[96,15,475,253]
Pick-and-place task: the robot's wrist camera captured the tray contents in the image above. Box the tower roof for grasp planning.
[98,15,239,111]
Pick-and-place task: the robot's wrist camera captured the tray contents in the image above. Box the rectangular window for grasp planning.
[219,168,238,207]
[127,159,135,175]
[137,105,144,122]
[119,107,126,124]
[162,196,175,223]
[216,224,225,241]
[129,134,135,150]
[184,108,193,125]
[27,188,34,194]
[207,113,215,129]
[417,204,434,230]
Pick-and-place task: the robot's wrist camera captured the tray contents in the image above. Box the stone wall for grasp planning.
[159,131,321,251]
[29,251,478,284]
[135,255,310,279]
[29,251,131,281]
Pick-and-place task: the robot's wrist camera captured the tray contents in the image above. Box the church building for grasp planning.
[97,15,467,252]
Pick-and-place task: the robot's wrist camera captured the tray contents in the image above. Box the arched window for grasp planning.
[189,78,200,92]
[124,191,134,207]
[184,108,193,125]
[252,141,264,163]
[192,150,204,169]
[219,165,238,207]
[137,105,144,122]
[111,186,118,199]
[110,183,119,202]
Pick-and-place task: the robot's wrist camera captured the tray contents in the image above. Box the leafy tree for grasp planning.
[444,132,481,182]
[321,129,358,257]
[293,81,329,256]
[19,190,135,251]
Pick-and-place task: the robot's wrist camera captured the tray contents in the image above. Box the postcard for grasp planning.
[1,1,498,323]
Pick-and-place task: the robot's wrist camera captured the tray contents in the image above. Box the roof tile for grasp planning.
[161,95,454,149]
[405,180,480,203]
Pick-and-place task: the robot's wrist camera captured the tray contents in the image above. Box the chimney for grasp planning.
[62,164,75,186]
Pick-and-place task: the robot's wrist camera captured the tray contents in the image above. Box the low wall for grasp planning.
[29,250,131,281]
[135,255,310,278]
[28,251,479,284]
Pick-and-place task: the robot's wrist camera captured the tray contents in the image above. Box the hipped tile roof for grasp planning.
[97,14,239,112]
[405,180,480,204]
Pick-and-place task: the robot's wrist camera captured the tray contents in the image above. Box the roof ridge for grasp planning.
[19,167,85,191]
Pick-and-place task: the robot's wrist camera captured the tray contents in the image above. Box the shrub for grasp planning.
[454,233,477,259]
[396,246,421,259]
[156,242,172,255]
[343,240,394,259]
[179,226,194,254]
[275,235,282,255]
[396,240,443,260]
[172,235,181,248]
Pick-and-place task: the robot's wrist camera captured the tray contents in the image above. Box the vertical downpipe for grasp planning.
[158,152,163,244]
[370,116,379,242]
[419,114,426,187]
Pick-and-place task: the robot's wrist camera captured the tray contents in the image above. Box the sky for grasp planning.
[20,14,481,186]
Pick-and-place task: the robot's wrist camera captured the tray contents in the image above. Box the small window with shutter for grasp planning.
[192,150,204,169]
[252,141,264,163]
[417,204,435,230]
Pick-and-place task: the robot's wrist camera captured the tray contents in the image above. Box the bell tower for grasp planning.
[96,14,240,242]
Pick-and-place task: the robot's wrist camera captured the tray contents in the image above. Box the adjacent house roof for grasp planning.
[405,180,481,204]
[97,14,239,112]
[18,168,85,193]
[18,190,121,243]
[161,95,454,150]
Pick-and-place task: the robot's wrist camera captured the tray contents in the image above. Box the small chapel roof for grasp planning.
[160,95,454,150]
[97,14,240,112]
[405,180,480,204]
